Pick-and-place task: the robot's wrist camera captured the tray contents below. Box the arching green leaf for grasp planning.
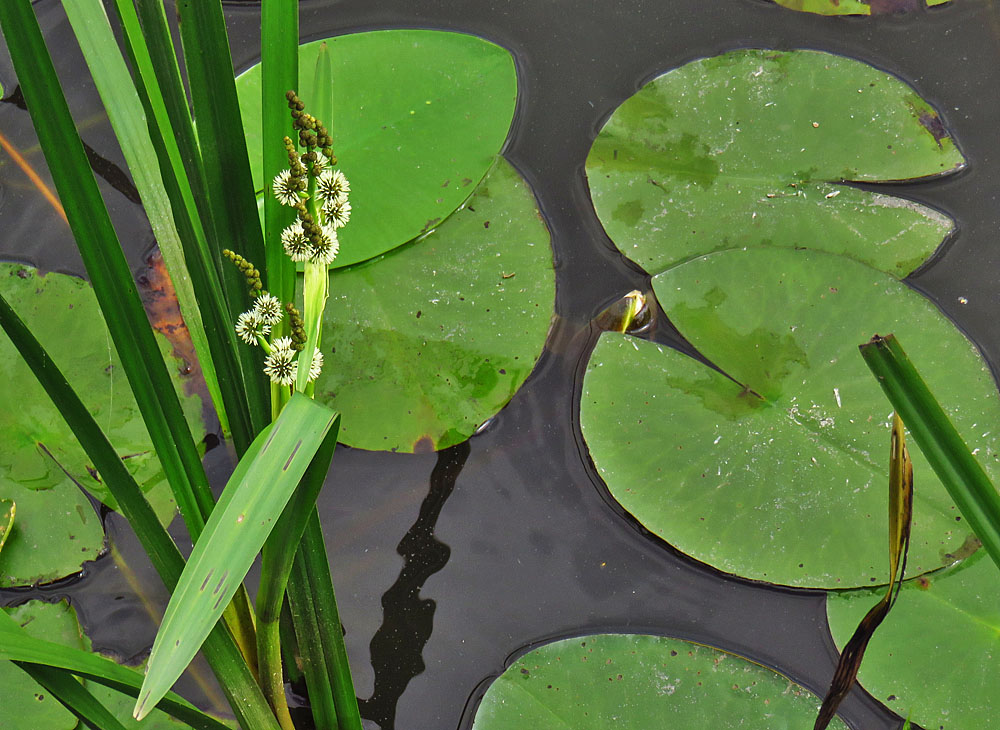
[1,601,86,730]
[0,263,203,586]
[827,552,999,729]
[237,30,517,268]
[581,248,1000,588]
[472,633,848,729]
[586,49,964,280]
[314,158,554,452]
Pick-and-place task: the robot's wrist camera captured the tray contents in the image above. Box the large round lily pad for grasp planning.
[315,158,554,452]
[0,600,86,730]
[472,633,847,729]
[827,552,1000,729]
[0,263,201,586]
[586,49,964,279]
[237,30,517,268]
[581,247,1000,588]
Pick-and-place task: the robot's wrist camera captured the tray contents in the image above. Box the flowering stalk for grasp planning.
[227,91,353,728]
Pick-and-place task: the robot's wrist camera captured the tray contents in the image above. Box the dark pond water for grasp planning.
[2,0,1000,728]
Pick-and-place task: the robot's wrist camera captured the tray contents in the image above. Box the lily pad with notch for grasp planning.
[581,248,1000,588]
[471,633,848,729]
[586,49,964,280]
[236,30,518,268]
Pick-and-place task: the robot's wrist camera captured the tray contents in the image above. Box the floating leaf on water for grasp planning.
[0,263,201,586]
[580,248,1000,588]
[769,0,953,16]
[471,633,849,729]
[314,158,554,452]
[586,49,964,280]
[236,30,518,268]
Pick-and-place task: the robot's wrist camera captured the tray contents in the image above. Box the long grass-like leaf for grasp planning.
[0,612,230,730]
[261,0,298,332]
[257,422,339,726]
[289,512,364,730]
[17,662,130,730]
[59,0,226,438]
[104,0,259,455]
[136,394,340,719]
[0,291,278,730]
[859,333,1000,573]
[0,0,214,538]
[175,0,270,431]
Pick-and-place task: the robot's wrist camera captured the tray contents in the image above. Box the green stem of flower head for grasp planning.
[295,170,327,393]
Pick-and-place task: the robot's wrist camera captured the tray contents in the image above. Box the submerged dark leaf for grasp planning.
[814,412,912,730]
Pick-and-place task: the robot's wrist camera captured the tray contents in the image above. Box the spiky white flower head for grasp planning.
[323,197,351,229]
[270,336,295,355]
[310,224,339,265]
[308,153,327,174]
[281,221,312,262]
[263,345,296,386]
[272,169,302,206]
[235,311,271,345]
[251,293,283,326]
[307,349,324,383]
[316,169,349,206]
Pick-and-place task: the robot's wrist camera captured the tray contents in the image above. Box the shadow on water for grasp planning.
[359,441,471,730]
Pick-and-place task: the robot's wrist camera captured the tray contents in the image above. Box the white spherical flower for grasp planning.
[316,169,349,205]
[270,336,295,354]
[251,293,283,325]
[235,311,269,345]
[307,349,324,383]
[323,197,351,229]
[281,221,312,262]
[272,169,301,206]
[307,154,327,174]
[310,224,340,265]
[263,347,296,386]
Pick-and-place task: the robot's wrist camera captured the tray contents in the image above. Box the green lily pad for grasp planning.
[770,0,952,15]
[1,600,86,730]
[0,263,201,586]
[581,247,1000,588]
[237,30,517,268]
[586,49,964,279]
[314,157,554,452]
[472,633,848,729]
[827,551,999,729]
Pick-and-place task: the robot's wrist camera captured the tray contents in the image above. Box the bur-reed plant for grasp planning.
[0,1,363,728]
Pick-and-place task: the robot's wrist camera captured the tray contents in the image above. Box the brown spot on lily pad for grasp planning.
[413,436,436,453]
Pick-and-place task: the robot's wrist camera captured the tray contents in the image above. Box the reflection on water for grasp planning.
[360,441,470,729]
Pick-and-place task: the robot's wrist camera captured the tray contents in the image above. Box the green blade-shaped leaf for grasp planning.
[0,498,13,555]
[0,0,214,540]
[472,634,848,729]
[0,605,231,730]
[60,0,227,437]
[136,394,340,719]
[770,0,954,15]
[18,662,130,730]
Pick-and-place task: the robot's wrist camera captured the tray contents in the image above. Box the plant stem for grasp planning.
[859,333,1000,574]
